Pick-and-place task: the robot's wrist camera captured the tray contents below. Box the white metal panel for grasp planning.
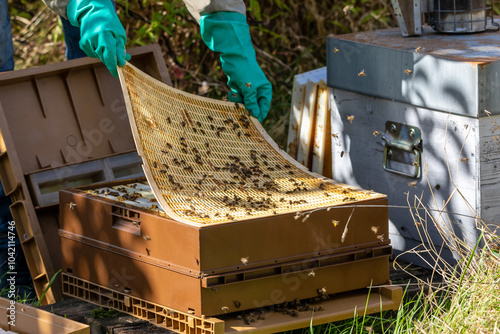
[327,31,484,117]
[329,88,480,262]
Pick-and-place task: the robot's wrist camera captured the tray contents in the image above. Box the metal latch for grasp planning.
[382,122,422,178]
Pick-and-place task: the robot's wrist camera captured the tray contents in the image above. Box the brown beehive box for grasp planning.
[59,64,394,317]
[0,45,170,304]
[59,177,391,317]
[0,297,89,333]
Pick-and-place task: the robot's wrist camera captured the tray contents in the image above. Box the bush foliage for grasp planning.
[9,0,396,145]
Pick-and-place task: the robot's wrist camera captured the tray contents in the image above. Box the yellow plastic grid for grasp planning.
[118,63,383,225]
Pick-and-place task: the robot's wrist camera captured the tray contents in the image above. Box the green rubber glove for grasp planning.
[200,12,272,122]
[67,0,130,77]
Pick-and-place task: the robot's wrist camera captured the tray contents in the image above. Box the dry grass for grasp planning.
[395,191,500,334]
[10,6,65,69]
[390,120,500,333]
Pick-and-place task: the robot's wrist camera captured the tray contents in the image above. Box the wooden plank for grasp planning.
[287,68,327,160]
[479,113,500,232]
[322,91,333,179]
[286,76,306,159]
[296,80,318,169]
[311,80,330,176]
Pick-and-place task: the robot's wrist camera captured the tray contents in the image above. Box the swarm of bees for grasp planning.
[134,105,374,223]
[121,66,378,224]
[233,293,331,325]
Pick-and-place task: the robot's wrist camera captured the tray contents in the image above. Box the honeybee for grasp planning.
[358,70,366,77]
[333,48,340,53]
[405,69,413,75]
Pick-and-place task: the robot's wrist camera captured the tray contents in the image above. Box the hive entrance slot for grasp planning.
[111,207,141,235]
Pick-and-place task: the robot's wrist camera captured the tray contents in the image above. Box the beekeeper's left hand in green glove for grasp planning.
[42,0,272,121]
[66,0,130,78]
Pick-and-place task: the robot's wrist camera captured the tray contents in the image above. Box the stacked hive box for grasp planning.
[58,64,394,318]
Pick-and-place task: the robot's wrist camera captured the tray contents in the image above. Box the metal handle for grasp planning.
[383,147,422,178]
[382,122,422,179]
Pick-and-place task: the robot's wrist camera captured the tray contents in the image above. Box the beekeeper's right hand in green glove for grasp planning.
[200,12,272,122]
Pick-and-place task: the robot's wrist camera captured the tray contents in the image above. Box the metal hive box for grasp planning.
[325,25,500,265]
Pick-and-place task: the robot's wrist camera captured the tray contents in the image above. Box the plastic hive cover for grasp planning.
[118,63,384,225]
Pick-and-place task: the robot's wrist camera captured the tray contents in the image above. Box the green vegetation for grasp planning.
[35,269,61,307]
[7,2,500,333]
[0,269,59,306]
[9,0,395,147]
[295,231,500,334]
[89,307,123,319]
